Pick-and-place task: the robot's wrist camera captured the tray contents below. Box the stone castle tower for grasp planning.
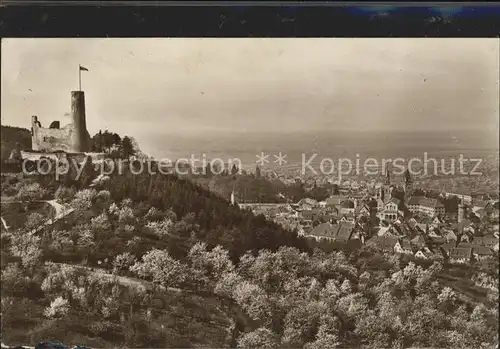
[31,90,90,153]
[70,91,89,152]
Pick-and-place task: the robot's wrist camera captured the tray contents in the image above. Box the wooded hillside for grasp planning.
[0,125,31,160]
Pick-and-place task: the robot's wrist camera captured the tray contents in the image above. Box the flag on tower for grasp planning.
[78,65,89,91]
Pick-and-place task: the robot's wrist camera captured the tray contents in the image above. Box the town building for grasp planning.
[365,236,399,253]
[428,229,441,239]
[415,249,434,260]
[458,243,495,261]
[446,192,472,204]
[297,198,319,211]
[305,222,354,242]
[411,235,427,249]
[325,195,348,211]
[472,246,495,261]
[355,204,370,217]
[448,247,472,264]
[379,198,401,222]
[394,239,413,254]
[457,197,472,223]
[443,229,458,243]
[340,200,355,215]
[407,196,445,217]
[471,235,498,249]
[483,201,500,220]
[440,242,456,258]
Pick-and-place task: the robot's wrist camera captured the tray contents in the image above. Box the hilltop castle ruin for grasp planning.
[31,91,91,153]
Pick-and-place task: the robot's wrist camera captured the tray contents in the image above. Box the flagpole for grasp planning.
[79,65,81,91]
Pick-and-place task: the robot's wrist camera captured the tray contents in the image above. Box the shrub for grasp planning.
[144,207,164,222]
[70,188,98,212]
[124,224,135,233]
[146,218,174,238]
[108,202,120,215]
[44,296,70,318]
[95,190,112,210]
[101,296,120,319]
[112,252,137,274]
[1,263,28,295]
[121,198,133,207]
[91,213,112,232]
[24,212,46,231]
[214,271,242,298]
[118,206,135,224]
[55,186,77,204]
[15,182,46,202]
[237,327,280,349]
[10,232,43,270]
[130,249,189,288]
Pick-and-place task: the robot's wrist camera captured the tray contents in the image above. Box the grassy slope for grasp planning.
[3,288,235,348]
[2,261,249,348]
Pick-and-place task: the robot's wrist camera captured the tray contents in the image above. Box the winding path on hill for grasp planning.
[1,217,9,231]
[46,262,177,293]
[3,260,253,349]
[0,199,74,233]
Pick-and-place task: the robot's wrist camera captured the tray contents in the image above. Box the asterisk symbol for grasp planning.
[219,14,226,28]
[256,152,270,166]
[274,152,287,166]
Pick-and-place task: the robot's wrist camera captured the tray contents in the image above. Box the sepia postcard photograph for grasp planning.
[1,37,499,349]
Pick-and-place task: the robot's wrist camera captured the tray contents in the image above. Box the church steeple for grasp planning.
[458,196,466,223]
[230,190,235,205]
[404,168,412,202]
[404,168,411,185]
[255,165,261,179]
[380,165,392,203]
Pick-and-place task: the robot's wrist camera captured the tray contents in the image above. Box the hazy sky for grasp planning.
[2,38,499,143]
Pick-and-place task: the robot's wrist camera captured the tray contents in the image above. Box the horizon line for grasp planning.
[1,123,498,134]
